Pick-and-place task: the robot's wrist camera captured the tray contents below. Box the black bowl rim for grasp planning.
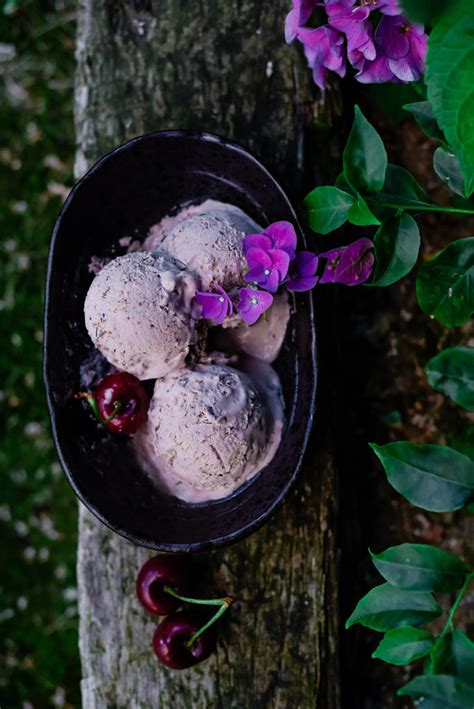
[43,129,318,552]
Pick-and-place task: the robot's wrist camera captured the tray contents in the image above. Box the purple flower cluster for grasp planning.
[195,222,374,326]
[285,0,428,89]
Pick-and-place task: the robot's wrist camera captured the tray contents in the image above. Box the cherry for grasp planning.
[136,556,189,616]
[152,610,216,669]
[77,372,149,435]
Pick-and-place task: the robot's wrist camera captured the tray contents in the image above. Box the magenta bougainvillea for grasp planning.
[195,222,374,326]
[285,0,428,90]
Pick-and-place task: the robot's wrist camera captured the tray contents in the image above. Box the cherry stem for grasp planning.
[75,392,123,426]
[163,585,235,648]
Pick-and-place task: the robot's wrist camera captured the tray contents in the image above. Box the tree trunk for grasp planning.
[75,1,342,706]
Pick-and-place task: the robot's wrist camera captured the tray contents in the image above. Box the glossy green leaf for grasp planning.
[404,101,446,143]
[343,105,387,195]
[433,147,466,197]
[346,582,441,632]
[373,164,432,218]
[416,237,474,327]
[369,214,420,287]
[426,3,474,196]
[304,186,354,234]
[398,674,474,708]
[370,543,469,592]
[399,0,454,23]
[426,631,474,686]
[450,425,474,461]
[335,172,355,195]
[426,347,474,411]
[370,441,474,512]
[347,193,381,227]
[373,627,434,665]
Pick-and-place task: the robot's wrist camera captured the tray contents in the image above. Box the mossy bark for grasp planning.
[76,1,342,706]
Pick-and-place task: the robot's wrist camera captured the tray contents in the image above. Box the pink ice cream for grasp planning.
[134,361,284,502]
[146,200,261,290]
[214,292,291,363]
[84,250,199,380]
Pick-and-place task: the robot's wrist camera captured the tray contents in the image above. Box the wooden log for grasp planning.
[76,1,342,706]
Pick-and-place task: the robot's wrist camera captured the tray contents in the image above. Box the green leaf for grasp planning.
[373,164,432,217]
[450,425,474,461]
[426,4,474,196]
[370,441,474,512]
[345,582,442,632]
[416,237,474,327]
[426,347,474,411]
[433,147,466,197]
[373,627,434,665]
[370,543,469,592]
[343,105,387,195]
[399,674,474,708]
[404,101,446,143]
[335,172,355,195]
[304,186,355,235]
[426,631,474,687]
[347,193,381,227]
[399,0,454,23]
[369,214,420,287]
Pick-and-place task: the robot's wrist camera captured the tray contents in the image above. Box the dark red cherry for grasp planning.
[152,610,216,669]
[136,555,189,615]
[95,372,148,434]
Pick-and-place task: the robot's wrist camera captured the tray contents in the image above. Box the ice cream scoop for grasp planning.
[84,251,199,380]
[213,292,291,363]
[135,362,284,502]
[156,201,261,290]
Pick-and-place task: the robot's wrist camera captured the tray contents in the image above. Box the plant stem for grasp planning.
[438,572,474,642]
[381,201,474,216]
[164,585,235,648]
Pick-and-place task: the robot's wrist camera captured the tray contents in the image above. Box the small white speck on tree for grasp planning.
[266,60,273,78]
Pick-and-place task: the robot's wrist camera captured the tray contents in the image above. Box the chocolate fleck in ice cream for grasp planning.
[135,362,284,503]
[84,250,200,380]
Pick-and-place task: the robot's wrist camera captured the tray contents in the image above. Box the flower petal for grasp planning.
[376,15,410,60]
[286,275,318,291]
[264,221,297,255]
[243,234,272,255]
[295,251,318,277]
[263,269,281,293]
[268,249,290,280]
[335,237,374,285]
[246,246,272,270]
[195,292,226,321]
[237,288,274,325]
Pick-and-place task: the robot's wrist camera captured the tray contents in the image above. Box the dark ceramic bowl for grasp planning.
[44,131,317,552]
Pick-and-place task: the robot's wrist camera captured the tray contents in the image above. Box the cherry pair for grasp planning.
[136,555,234,669]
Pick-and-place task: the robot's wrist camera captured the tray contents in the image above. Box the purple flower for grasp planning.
[244,221,298,259]
[237,288,274,325]
[195,285,233,325]
[299,25,347,90]
[319,238,374,286]
[371,0,402,16]
[286,251,319,291]
[356,15,427,83]
[326,1,376,62]
[245,247,290,293]
[285,0,318,43]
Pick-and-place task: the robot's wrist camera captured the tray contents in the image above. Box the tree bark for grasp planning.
[75,1,342,706]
